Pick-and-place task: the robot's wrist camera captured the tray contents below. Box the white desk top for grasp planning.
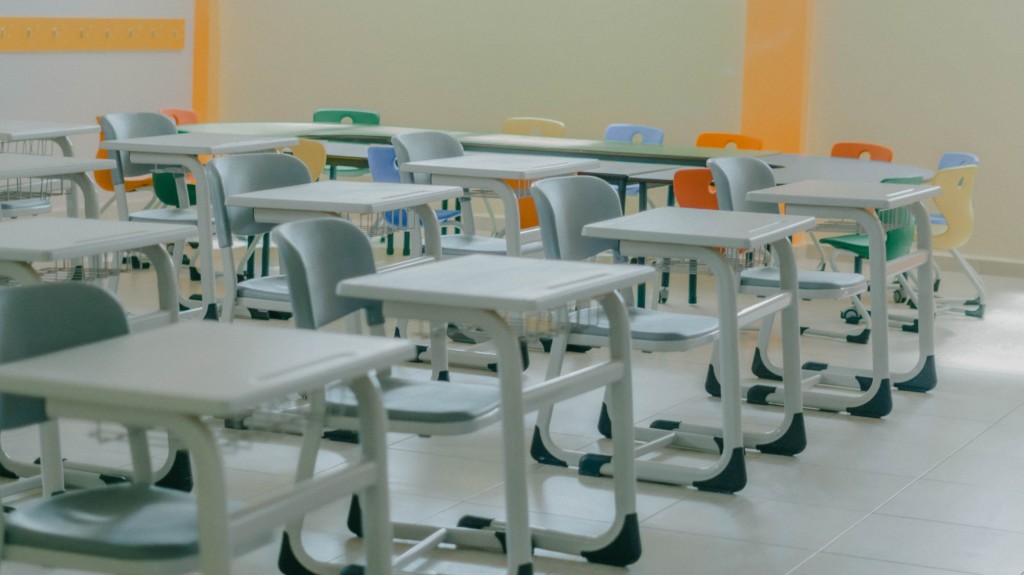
[339,254,656,312]
[0,322,414,417]
[762,153,934,185]
[0,154,115,179]
[0,218,196,261]
[401,153,599,180]
[101,133,298,155]
[225,181,462,214]
[579,161,686,178]
[583,207,816,250]
[747,180,941,210]
[0,119,100,141]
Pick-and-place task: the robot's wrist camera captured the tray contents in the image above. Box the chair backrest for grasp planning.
[0,284,128,430]
[100,112,179,179]
[273,218,384,330]
[205,153,312,243]
[312,108,381,125]
[830,142,893,162]
[367,145,401,183]
[696,132,764,150]
[605,124,664,145]
[931,164,978,251]
[501,117,565,137]
[706,157,777,214]
[391,131,464,185]
[158,108,199,125]
[672,168,717,210]
[531,175,622,262]
[937,151,979,170]
[878,176,923,260]
[288,139,327,182]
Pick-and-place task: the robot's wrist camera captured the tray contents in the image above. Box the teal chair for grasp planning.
[312,108,381,179]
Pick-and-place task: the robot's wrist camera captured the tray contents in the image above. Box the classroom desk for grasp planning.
[747,180,939,417]
[0,322,413,574]
[0,218,194,330]
[339,254,654,574]
[400,153,599,256]
[0,153,110,219]
[102,133,298,320]
[578,161,688,212]
[582,208,814,491]
[763,153,934,185]
[0,119,98,157]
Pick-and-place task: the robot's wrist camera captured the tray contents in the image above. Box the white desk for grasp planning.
[584,208,814,490]
[0,218,194,330]
[340,254,653,574]
[102,133,298,320]
[225,180,462,263]
[0,322,413,574]
[763,153,934,185]
[0,153,111,219]
[400,153,599,256]
[748,180,940,416]
[0,119,98,157]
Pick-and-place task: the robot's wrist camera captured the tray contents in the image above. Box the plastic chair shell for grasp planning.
[830,142,893,162]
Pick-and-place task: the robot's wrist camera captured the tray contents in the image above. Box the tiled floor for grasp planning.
[1,223,1022,574]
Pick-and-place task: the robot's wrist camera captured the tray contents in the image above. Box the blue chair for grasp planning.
[367,145,459,256]
[605,124,666,206]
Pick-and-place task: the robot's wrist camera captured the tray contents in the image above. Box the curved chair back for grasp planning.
[274,218,383,330]
[100,112,179,179]
[605,124,664,145]
[367,145,401,183]
[312,109,381,125]
[937,151,979,170]
[288,139,327,182]
[672,168,717,210]
[205,153,311,244]
[931,165,978,251]
[830,142,893,162]
[501,117,565,137]
[706,157,777,214]
[392,131,464,185]
[0,284,128,430]
[531,175,622,262]
[159,108,199,125]
[696,132,763,150]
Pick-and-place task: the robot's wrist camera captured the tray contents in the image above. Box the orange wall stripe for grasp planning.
[741,0,814,153]
[193,0,219,121]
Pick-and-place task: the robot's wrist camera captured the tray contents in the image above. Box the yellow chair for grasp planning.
[501,117,566,230]
[288,139,328,182]
[929,164,984,317]
[696,132,763,150]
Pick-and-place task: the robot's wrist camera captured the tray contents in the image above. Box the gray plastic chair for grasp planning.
[272,217,502,572]
[529,175,719,440]
[0,284,213,572]
[707,157,869,383]
[204,152,311,321]
[392,131,513,256]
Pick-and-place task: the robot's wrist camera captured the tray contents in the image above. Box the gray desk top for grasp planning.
[102,133,298,155]
[747,180,941,210]
[226,181,462,214]
[762,153,934,185]
[0,119,99,141]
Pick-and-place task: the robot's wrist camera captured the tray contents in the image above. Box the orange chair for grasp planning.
[500,117,566,230]
[93,118,153,215]
[830,142,893,162]
[696,132,763,150]
[159,108,199,126]
[670,168,719,304]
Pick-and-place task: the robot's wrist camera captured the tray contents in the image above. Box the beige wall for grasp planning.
[807,0,1023,266]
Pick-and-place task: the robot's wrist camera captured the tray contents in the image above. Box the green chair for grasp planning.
[312,108,381,179]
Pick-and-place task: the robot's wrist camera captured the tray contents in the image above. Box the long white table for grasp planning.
[748,179,940,416]
[400,153,599,257]
[339,254,653,574]
[102,133,298,320]
[0,321,414,574]
[583,208,814,490]
[763,153,934,185]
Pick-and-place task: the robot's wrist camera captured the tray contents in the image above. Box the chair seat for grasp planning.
[326,375,501,424]
[740,266,867,296]
[819,233,871,260]
[440,235,543,256]
[6,485,200,559]
[237,275,291,302]
[571,306,718,344]
[0,198,52,217]
[128,206,203,225]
